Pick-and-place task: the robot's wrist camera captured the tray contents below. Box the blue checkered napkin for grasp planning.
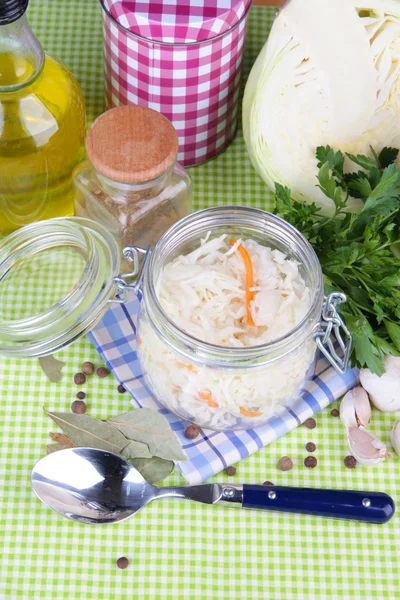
[88,293,359,484]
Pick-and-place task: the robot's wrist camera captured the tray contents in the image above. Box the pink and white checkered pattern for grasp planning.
[101,1,250,166]
[102,0,250,43]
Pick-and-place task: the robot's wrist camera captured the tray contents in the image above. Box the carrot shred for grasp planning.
[137,335,142,346]
[229,239,255,326]
[240,406,263,417]
[178,362,199,373]
[199,391,218,408]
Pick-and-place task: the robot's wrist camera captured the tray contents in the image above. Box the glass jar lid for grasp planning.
[0,217,121,357]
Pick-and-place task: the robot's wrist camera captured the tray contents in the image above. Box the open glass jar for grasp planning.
[136,207,352,430]
[0,217,130,357]
[0,209,351,432]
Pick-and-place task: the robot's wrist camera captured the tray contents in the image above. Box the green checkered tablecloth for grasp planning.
[1,2,399,599]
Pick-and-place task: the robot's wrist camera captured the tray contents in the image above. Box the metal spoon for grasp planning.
[31,448,395,525]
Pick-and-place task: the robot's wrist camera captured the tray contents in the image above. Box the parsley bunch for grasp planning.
[274,146,400,375]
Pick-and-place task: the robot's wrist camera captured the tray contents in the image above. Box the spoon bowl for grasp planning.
[31,448,156,524]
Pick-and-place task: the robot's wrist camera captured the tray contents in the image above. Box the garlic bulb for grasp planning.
[391,419,400,456]
[340,386,371,428]
[340,387,388,466]
[360,355,400,412]
[347,426,389,466]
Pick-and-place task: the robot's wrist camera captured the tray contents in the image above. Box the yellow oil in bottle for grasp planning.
[0,51,86,234]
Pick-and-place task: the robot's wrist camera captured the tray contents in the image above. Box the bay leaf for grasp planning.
[130,457,174,484]
[120,440,152,459]
[39,355,65,383]
[49,432,77,448]
[108,409,187,462]
[46,443,69,454]
[44,409,128,454]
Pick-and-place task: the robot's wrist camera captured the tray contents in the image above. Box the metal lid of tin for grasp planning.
[86,105,179,183]
[101,0,252,44]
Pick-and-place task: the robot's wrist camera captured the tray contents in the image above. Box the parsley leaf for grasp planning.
[274,146,400,374]
[379,147,399,169]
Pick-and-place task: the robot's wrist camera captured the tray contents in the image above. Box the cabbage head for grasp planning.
[243,0,400,214]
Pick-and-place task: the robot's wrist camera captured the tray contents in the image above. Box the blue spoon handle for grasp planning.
[241,485,395,524]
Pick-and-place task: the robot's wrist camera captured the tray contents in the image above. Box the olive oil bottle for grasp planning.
[0,0,86,234]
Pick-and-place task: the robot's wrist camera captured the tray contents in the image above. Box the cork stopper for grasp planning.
[86,105,179,183]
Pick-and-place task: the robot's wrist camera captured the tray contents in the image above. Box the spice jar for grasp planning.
[73,105,192,261]
[136,207,352,431]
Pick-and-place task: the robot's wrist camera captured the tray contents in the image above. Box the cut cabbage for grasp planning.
[243,0,400,215]
[138,235,315,430]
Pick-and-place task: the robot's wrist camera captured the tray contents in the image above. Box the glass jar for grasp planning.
[0,210,351,433]
[74,105,192,269]
[0,217,132,357]
[0,0,86,234]
[136,207,351,431]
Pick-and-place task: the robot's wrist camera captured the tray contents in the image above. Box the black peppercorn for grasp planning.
[184,425,200,440]
[82,361,95,375]
[344,455,357,469]
[71,400,86,414]
[225,466,236,476]
[117,557,129,569]
[97,367,110,378]
[74,373,86,385]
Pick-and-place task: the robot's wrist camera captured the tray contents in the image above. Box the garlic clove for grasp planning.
[390,419,400,457]
[347,426,388,466]
[340,386,371,428]
[360,355,400,412]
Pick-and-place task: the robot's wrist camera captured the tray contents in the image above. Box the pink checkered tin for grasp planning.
[101,0,252,166]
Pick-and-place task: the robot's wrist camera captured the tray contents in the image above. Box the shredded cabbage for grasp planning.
[138,235,315,430]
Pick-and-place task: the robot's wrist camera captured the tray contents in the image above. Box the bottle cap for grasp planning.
[0,0,29,25]
[86,105,179,183]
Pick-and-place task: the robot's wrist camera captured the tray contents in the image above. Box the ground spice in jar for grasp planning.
[304,418,316,429]
[304,456,317,468]
[306,442,316,452]
[331,408,340,417]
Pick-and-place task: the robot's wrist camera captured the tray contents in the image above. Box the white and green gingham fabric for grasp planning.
[1,2,400,599]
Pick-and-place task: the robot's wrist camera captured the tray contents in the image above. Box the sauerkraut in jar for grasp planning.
[137,207,325,431]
